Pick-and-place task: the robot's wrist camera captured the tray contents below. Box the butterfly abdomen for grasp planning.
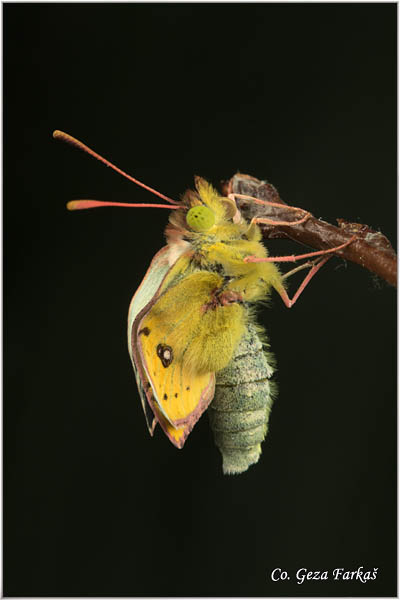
[208,322,275,475]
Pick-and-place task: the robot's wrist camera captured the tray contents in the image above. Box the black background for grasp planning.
[4,3,396,597]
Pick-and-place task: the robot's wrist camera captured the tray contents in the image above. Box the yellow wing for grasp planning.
[138,318,215,424]
[147,376,215,448]
[136,270,245,448]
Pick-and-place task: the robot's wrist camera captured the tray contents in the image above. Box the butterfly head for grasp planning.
[166,176,243,243]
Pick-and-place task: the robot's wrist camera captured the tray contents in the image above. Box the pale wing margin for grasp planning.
[128,247,172,431]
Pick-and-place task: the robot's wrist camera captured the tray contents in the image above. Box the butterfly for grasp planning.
[54,130,354,474]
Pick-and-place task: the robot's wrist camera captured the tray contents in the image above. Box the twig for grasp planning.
[224,174,397,288]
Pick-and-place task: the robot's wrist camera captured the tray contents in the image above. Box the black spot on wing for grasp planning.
[157,344,174,368]
[139,327,150,336]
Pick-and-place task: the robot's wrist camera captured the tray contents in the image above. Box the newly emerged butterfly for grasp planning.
[54,131,354,474]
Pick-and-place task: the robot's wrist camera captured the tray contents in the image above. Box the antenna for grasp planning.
[66,200,179,211]
[53,130,179,206]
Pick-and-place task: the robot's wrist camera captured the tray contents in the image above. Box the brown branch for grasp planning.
[223,174,397,288]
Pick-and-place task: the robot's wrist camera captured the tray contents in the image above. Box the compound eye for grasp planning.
[186,205,215,232]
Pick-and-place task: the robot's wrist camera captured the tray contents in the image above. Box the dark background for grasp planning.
[4,3,396,597]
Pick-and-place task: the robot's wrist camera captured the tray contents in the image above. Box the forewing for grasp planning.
[135,272,217,448]
[129,244,215,447]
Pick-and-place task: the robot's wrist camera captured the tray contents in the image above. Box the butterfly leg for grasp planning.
[244,235,357,264]
[275,256,331,308]
[201,288,243,312]
[281,260,318,281]
[245,235,357,307]
[228,192,311,226]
